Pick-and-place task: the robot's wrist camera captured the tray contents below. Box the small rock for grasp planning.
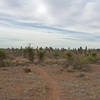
[77,72,85,78]
[23,68,31,73]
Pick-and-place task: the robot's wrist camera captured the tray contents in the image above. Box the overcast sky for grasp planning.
[0,0,100,48]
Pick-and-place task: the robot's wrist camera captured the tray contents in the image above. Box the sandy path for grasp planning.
[33,65,62,100]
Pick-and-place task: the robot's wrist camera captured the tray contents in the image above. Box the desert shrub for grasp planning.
[87,55,96,63]
[23,48,28,58]
[65,50,90,71]
[0,49,7,60]
[25,46,35,62]
[72,52,98,71]
[78,46,83,54]
[37,50,45,62]
[66,50,73,59]
[79,56,89,64]
[72,56,90,71]
[91,52,96,57]
[53,50,59,58]
[65,50,73,66]
[0,49,7,67]
[83,51,97,63]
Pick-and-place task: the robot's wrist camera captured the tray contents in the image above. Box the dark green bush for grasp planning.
[66,50,73,59]
[0,49,7,67]
[38,50,45,62]
[25,46,35,62]
[65,51,90,71]
[73,56,90,71]
[91,52,96,57]
[0,49,7,60]
[87,55,96,63]
[65,50,73,66]
[53,50,59,58]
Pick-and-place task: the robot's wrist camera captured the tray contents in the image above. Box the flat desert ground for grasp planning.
[0,64,100,100]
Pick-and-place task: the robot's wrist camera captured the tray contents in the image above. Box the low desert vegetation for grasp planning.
[53,50,60,59]
[24,46,35,62]
[65,49,98,71]
[0,49,7,67]
[65,49,73,66]
[0,46,100,72]
[37,49,45,62]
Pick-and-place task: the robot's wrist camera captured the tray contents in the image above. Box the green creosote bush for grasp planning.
[65,50,73,66]
[53,50,59,58]
[65,50,90,71]
[37,50,45,62]
[25,46,35,62]
[87,54,97,63]
[0,49,7,67]
[91,52,97,57]
[73,56,90,71]
[73,52,97,71]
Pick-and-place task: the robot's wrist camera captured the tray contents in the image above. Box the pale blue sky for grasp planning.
[0,0,100,48]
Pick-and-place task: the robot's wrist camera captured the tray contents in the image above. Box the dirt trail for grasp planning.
[33,66,62,100]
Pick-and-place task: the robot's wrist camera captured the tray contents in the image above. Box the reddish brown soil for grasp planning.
[33,66,61,100]
[0,64,100,100]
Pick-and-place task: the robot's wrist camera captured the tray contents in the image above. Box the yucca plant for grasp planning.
[65,50,73,66]
[37,50,45,62]
[25,46,35,62]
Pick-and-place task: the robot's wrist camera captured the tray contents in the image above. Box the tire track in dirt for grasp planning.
[33,66,62,100]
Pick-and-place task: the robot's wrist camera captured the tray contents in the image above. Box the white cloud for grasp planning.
[0,0,100,48]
